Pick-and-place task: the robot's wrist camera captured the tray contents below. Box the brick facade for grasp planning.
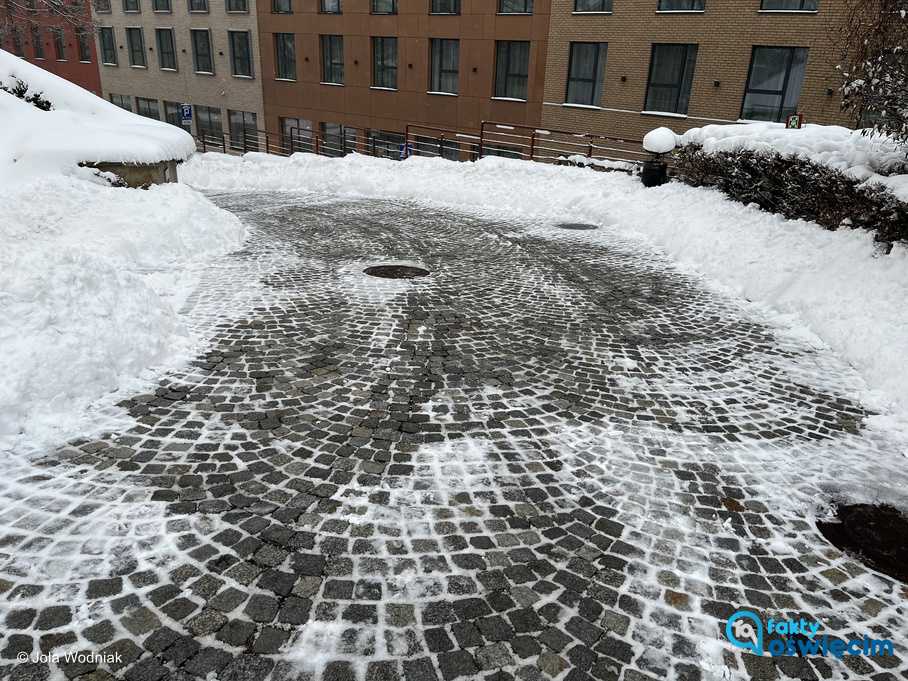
[541,0,855,141]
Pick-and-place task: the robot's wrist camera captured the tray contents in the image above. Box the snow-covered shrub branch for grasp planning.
[0,78,52,110]
[674,145,908,247]
[836,0,908,145]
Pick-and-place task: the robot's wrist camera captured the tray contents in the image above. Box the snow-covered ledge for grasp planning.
[1,50,195,188]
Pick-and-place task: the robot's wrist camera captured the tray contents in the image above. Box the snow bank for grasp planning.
[0,173,245,453]
[1,49,195,186]
[678,122,908,201]
[182,152,908,422]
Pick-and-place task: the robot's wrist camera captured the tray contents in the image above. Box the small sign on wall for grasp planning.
[786,113,805,129]
[180,104,193,126]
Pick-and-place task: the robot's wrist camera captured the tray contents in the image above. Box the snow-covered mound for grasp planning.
[1,49,195,186]
[183,152,908,428]
[677,122,908,202]
[0,49,244,454]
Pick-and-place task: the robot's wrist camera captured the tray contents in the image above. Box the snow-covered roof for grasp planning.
[677,122,908,202]
[0,49,196,185]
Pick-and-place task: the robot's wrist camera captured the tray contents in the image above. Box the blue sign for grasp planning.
[180,104,192,123]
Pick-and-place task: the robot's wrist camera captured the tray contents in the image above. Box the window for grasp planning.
[320,0,340,12]
[152,0,170,10]
[368,130,404,159]
[94,0,111,11]
[136,97,160,119]
[761,0,817,8]
[644,43,698,114]
[12,28,24,57]
[191,29,213,73]
[188,0,207,11]
[372,37,397,89]
[164,101,182,126]
[229,31,252,77]
[320,122,357,156]
[494,41,529,100]
[274,33,296,79]
[431,0,459,13]
[281,116,313,152]
[414,135,460,160]
[52,28,65,60]
[110,93,132,110]
[742,46,808,121]
[429,38,459,94]
[195,105,222,139]
[227,0,247,10]
[77,30,92,61]
[156,28,176,70]
[321,35,343,84]
[229,110,258,150]
[272,0,291,12]
[31,25,44,58]
[574,0,611,10]
[499,0,532,13]
[372,0,395,13]
[125,27,146,66]
[566,42,606,106]
[657,0,704,10]
[123,0,139,11]
[99,27,117,64]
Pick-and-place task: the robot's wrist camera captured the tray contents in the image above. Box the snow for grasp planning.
[181,151,908,424]
[0,172,246,453]
[677,121,908,201]
[0,49,195,186]
[643,126,677,154]
[0,49,244,453]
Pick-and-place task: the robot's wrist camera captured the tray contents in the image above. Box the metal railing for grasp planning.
[193,120,646,171]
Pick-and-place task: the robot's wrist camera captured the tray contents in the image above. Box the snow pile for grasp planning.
[643,127,677,155]
[0,173,245,452]
[0,49,195,186]
[182,152,908,423]
[677,122,908,201]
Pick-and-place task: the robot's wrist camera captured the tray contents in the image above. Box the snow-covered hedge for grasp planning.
[671,123,908,246]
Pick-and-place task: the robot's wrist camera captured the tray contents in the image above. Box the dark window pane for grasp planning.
[430,38,459,94]
[372,0,395,12]
[136,97,159,119]
[574,0,612,10]
[644,43,698,114]
[126,27,145,66]
[99,27,117,64]
[227,0,247,10]
[499,0,532,12]
[229,31,252,76]
[431,0,459,12]
[741,46,808,121]
[191,30,213,72]
[52,28,65,60]
[761,0,817,8]
[372,36,398,89]
[320,0,340,11]
[275,32,296,79]
[152,0,170,10]
[566,42,607,105]
[657,0,704,9]
[188,0,207,11]
[229,110,258,150]
[321,35,344,84]
[494,40,529,100]
[156,28,176,69]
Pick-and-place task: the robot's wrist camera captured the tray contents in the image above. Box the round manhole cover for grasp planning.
[557,223,598,231]
[363,265,430,280]
[817,503,908,584]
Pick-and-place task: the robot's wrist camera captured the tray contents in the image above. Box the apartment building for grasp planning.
[1,2,102,95]
[91,0,265,147]
[256,0,551,156]
[541,0,854,141]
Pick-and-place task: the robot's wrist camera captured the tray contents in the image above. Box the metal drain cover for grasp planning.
[363,265,430,280]
[817,503,908,584]
[557,223,598,231]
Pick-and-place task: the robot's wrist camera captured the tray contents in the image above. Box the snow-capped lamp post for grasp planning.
[641,127,677,187]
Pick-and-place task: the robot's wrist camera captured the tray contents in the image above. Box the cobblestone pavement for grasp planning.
[1,195,906,681]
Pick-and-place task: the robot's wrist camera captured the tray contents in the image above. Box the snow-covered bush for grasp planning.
[674,144,908,246]
[0,78,52,110]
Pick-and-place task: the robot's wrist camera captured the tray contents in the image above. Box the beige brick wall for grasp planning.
[93,0,265,137]
[542,0,855,141]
